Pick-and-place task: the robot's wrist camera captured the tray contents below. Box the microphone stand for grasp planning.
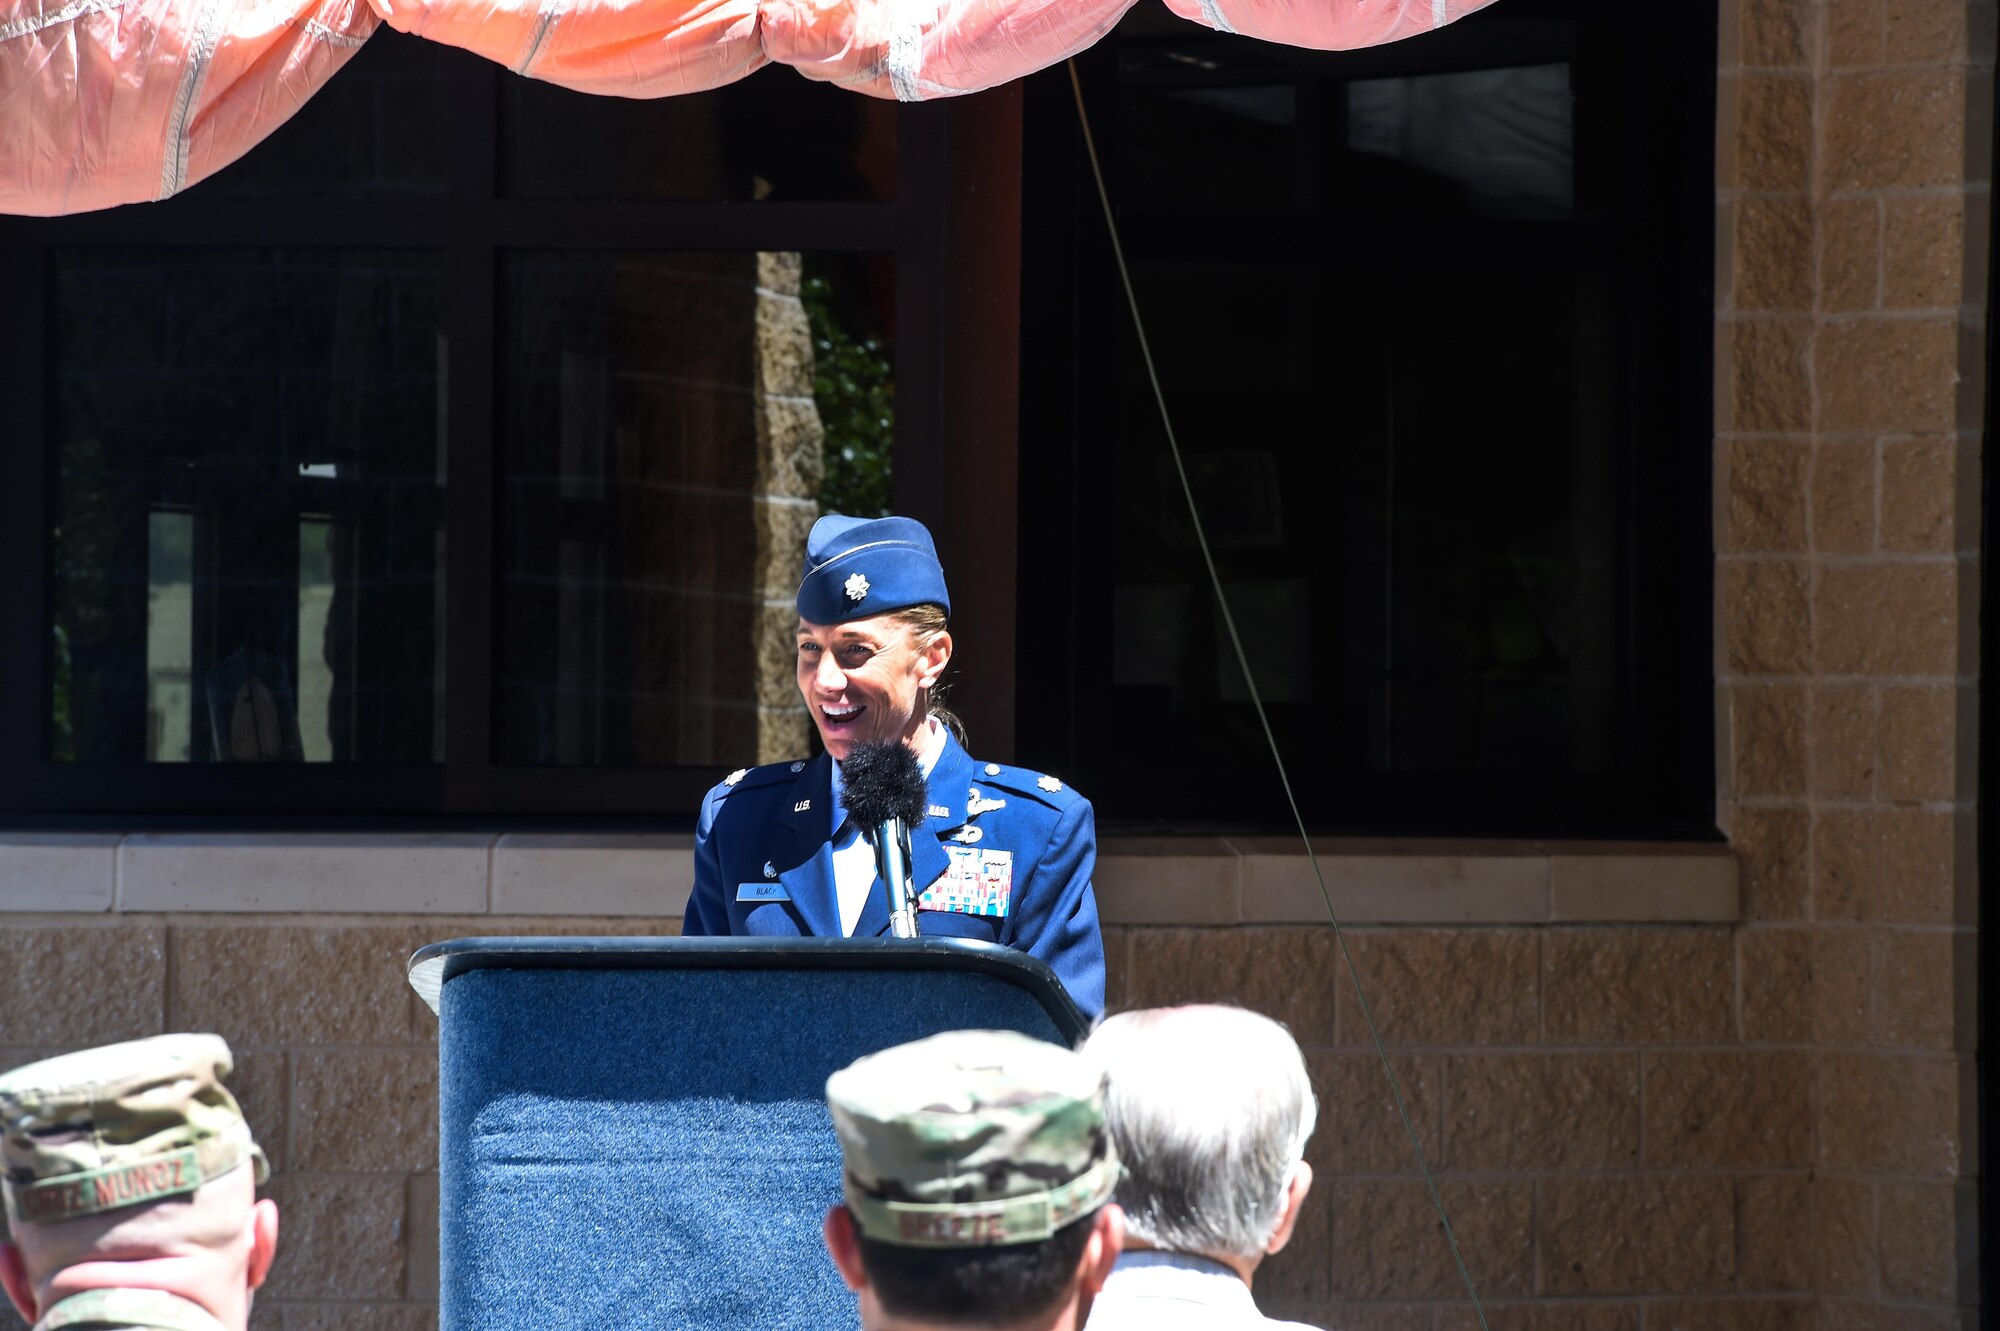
[871,818,920,938]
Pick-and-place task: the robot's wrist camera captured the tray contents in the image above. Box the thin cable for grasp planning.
[1065,59,1491,1331]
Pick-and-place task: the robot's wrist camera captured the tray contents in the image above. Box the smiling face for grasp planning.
[796,612,953,763]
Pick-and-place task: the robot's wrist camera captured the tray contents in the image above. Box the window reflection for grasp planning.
[496,251,894,766]
[50,249,446,764]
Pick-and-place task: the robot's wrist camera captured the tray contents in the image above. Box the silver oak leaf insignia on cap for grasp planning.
[845,572,870,602]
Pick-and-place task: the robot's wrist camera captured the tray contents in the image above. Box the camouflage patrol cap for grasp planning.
[0,1034,267,1228]
[825,1029,1118,1249]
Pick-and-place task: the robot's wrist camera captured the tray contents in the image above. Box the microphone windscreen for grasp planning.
[842,741,929,829]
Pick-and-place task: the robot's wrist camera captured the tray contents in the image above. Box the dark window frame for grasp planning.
[0,50,1024,827]
[1013,1,1719,839]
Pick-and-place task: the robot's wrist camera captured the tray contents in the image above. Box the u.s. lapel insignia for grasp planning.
[793,799,811,813]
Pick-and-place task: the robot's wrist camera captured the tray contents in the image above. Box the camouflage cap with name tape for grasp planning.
[0,1034,268,1228]
[825,1029,1119,1250]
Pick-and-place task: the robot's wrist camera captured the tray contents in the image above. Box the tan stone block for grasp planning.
[293,1049,438,1173]
[1094,839,1238,925]
[118,835,491,913]
[1330,1180,1534,1298]
[1736,1175,1813,1292]
[1822,1303,1967,1331]
[1882,196,1964,310]
[1815,318,1961,434]
[1878,1180,1975,1301]
[174,925,439,1046]
[230,1050,290,1174]
[1238,844,1547,925]
[1819,1051,1967,1173]
[1879,439,1959,554]
[1723,562,1813,675]
[1099,926,1130,1012]
[283,1308,436,1331]
[1128,928,1339,1045]
[1740,0,1812,67]
[1320,1306,1427,1331]
[1812,927,1874,1044]
[1821,198,1881,313]
[1649,1301,1816,1331]
[1808,683,1876,798]
[756,250,803,297]
[1725,441,1810,553]
[1829,0,1887,65]
[1885,0,1970,62]
[1812,808,1956,924]
[1727,319,1813,433]
[1732,684,1808,797]
[1814,1176,1877,1297]
[1307,1052,1440,1174]
[1825,71,1967,191]
[1540,1177,1735,1295]
[1334,931,1539,1047]
[406,1173,440,1302]
[1642,1050,1813,1168]
[1436,1304,1640,1331]
[1733,197,1814,311]
[1812,563,1959,675]
[1547,850,1738,923]
[1877,683,1957,799]
[755,290,817,400]
[1257,1176,1332,1303]
[748,496,817,597]
[1874,928,1973,1050]
[1736,76,1815,192]
[0,925,164,1046]
[1731,807,1810,919]
[261,1174,410,1300]
[1442,1052,1638,1169]
[1811,443,1876,556]
[1542,928,1733,1044]
[1739,926,1811,1042]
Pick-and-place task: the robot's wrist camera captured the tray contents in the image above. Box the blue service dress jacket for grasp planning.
[680,733,1106,1018]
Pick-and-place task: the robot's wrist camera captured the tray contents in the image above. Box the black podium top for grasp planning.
[407,935,1091,1043]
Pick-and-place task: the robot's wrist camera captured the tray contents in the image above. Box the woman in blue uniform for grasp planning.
[680,513,1106,1017]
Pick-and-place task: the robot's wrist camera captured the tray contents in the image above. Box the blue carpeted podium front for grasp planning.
[408,937,1089,1331]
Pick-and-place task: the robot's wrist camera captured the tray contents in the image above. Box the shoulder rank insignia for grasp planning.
[1037,775,1063,793]
[724,769,748,786]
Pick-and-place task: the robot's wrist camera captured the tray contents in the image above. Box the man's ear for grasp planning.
[1078,1204,1125,1297]
[1264,1161,1314,1256]
[0,1239,37,1323]
[823,1205,869,1294]
[246,1198,281,1290]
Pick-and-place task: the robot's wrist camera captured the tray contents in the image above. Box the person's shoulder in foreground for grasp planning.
[0,1034,278,1331]
[821,1028,1125,1331]
[1083,1005,1322,1331]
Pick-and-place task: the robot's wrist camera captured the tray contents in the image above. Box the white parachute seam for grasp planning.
[1197,0,1236,34]
[886,0,922,102]
[516,0,571,77]
[1433,0,1448,27]
[302,17,368,46]
[0,0,126,45]
[160,0,230,199]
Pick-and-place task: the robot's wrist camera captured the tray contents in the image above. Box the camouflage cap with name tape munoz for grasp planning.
[825,1029,1119,1249]
[0,1034,268,1228]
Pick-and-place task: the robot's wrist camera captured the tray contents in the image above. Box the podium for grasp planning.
[408,937,1089,1331]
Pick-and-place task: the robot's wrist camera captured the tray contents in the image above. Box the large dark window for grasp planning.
[0,34,1015,821]
[1017,2,1716,836]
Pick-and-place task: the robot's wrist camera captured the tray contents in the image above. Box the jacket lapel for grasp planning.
[774,754,842,939]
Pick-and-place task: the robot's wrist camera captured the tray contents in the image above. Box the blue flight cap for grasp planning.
[796,513,951,624]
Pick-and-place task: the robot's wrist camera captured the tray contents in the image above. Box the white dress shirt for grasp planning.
[1086,1251,1324,1331]
[828,717,947,936]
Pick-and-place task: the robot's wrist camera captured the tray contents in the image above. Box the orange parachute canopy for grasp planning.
[1,0,1497,216]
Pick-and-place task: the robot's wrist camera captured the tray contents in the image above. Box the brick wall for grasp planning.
[1718,0,1987,1329]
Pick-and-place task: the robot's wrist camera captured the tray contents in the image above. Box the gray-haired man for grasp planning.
[1082,1005,1318,1331]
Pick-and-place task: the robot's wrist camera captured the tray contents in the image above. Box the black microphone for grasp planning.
[841,741,930,939]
